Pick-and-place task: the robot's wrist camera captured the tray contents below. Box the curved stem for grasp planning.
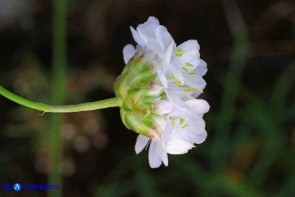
[46,97,122,112]
[0,85,122,113]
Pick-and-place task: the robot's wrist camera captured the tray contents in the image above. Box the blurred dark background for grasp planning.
[0,0,294,196]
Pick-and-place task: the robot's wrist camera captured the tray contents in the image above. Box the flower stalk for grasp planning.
[0,16,209,169]
[0,85,122,113]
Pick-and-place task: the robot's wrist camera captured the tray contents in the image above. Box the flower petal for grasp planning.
[172,40,200,65]
[162,42,174,69]
[154,100,175,115]
[162,149,168,166]
[122,16,209,168]
[123,44,136,64]
[181,126,207,144]
[166,89,186,109]
[166,139,194,154]
[148,140,163,168]
[185,99,210,114]
[137,16,159,39]
[169,66,184,86]
[155,26,174,51]
[178,40,200,53]
[147,39,163,56]
[130,27,145,46]
[184,75,206,92]
[174,116,207,144]
[195,59,207,76]
[135,135,150,154]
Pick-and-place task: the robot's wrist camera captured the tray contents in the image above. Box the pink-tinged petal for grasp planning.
[148,141,163,168]
[147,82,163,97]
[185,99,210,114]
[153,117,167,132]
[123,44,136,64]
[135,135,150,154]
[154,100,175,115]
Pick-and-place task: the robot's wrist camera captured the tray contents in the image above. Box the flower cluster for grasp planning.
[114,16,209,168]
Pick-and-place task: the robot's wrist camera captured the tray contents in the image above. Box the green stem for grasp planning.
[0,85,122,113]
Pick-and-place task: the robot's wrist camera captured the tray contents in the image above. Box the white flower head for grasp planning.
[117,16,209,168]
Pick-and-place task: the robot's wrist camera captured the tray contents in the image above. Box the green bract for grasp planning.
[114,50,163,137]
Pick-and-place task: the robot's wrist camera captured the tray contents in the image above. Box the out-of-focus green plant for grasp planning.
[0,0,294,196]
[48,0,67,196]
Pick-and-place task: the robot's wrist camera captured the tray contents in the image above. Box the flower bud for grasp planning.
[114,49,166,138]
[154,100,174,115]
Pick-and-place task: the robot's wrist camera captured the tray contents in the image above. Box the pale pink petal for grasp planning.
[154,100,175,115]
[185,99,210,114]
[166,138,194,154]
